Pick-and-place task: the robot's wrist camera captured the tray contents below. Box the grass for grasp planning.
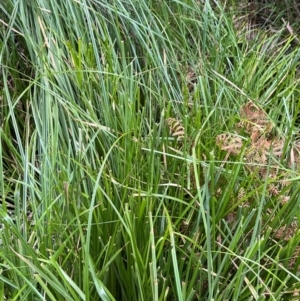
[0,0,300,300]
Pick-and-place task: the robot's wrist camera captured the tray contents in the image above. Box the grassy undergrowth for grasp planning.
[0,0,300,300]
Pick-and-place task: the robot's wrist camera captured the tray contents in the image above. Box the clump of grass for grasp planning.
[0,0,300,300]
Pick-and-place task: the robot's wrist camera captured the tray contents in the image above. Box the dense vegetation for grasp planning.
[0,0,300,300]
